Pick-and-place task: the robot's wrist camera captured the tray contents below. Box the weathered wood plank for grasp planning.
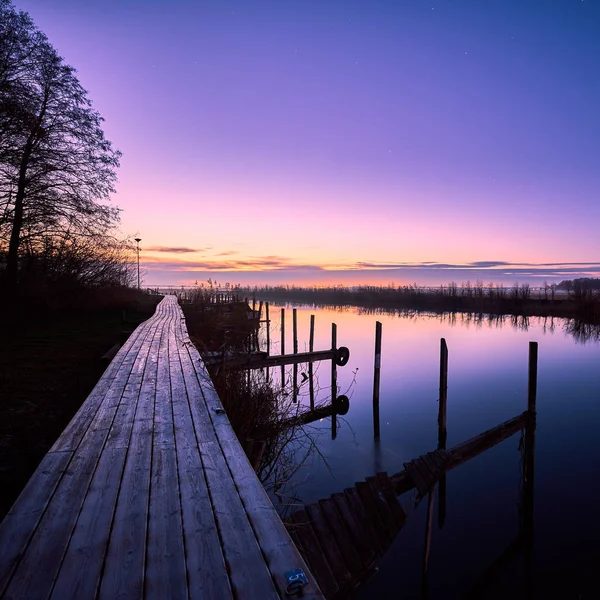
[318,498,363,576]
[0,451,73,596]
[365,476,399,538]
[343,487,383,556]
[199,441,280,600]
[331,492,378,566]
[219,439,324,599]
[98,316,164,600]
[375,473,406,529]
[290,510,339,599]
[354,482,391,550]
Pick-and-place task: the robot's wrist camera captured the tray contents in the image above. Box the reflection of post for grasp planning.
[309,314,315,410]
[422,490,435,600]
[523,341,537,598]
[293,308,298,403]
[438,338,448,529]
[373,321,382,440]
[280,308,286,391]
[331,323,337,440]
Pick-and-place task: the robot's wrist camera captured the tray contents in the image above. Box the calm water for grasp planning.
[263,305,600,599]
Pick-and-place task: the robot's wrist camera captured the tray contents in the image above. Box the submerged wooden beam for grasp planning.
[390,411,528,495]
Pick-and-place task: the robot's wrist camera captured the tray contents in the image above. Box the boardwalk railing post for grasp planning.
[373,321,382,441]
[309,315,315,410]
[293,308,298,403]
[331,323,337,440]
[438,338,448,529]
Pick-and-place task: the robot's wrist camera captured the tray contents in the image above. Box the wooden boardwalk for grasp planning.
[0,295,322,599]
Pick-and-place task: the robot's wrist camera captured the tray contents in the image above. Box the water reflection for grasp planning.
[277,301,600,343]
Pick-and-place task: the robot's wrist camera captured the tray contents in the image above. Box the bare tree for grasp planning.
[0,0,121,290]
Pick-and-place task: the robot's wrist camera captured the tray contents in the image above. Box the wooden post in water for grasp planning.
[373,321,382,440]
[265,302,270,356]
[280,308,286,392]
[292,308,298,403]
[265,302,270,382]
[331,322,337,440]
[256,300,263,351]
[438,338,448,529]
[523,341,537,597]
[309,314,315,410]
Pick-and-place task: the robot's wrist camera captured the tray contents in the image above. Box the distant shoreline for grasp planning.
[237,284,600,326]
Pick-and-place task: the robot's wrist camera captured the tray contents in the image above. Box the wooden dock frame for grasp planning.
[285,339,539,599]
[0,296,324,600]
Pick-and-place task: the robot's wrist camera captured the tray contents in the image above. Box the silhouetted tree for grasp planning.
[0,0,121,291]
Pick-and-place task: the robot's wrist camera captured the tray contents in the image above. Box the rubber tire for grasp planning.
[334,394,350,415]
[336,346,350,367]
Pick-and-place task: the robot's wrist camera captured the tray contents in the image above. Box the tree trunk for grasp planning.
[5,137,33,292]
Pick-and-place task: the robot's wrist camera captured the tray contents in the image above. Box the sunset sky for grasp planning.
[15,0,600,287]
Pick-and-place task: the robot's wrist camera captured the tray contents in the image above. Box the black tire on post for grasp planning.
[335,346,350,366]
[334,394,350,415]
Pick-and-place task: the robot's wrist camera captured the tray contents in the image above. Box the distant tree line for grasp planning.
[0,0,133,299]
[241,279,600,324]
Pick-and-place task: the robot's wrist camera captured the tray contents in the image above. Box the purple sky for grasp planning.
[14,0,600,286]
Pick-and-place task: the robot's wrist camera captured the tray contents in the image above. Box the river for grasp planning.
[261,303,599,599]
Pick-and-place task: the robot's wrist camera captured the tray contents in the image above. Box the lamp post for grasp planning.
[134,237,141,290]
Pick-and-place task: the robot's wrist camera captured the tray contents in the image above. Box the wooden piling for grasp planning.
[373,321,382,440]
[265,302,270,356]
[438,338,448,529]
[293,308,298,403]
[309,314,315,410]
[331,323,337,440]
[281,308,286,391]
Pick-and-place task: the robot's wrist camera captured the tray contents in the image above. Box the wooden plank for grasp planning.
[375,473,406,529]
[421,453,441,480]
[145,446,187,599]
[0,451,73,596]
[49,445,128,600]
[174,441,232,599]
[305,503,352,586]
[2,447,112,599]
[429,450,447,471]
[392,413,527,495]
[98,314,164,600]
[403,460,429,497]
[414,457,435,491]
[331,493,378,566]
[354,483,390,550]
[343,487,383,557]
[220,439,323,599]
[290,510,339,599]
[1,307,162,599]
[318,498,363,576]
[365,476,399,538]
[198,441,279,600]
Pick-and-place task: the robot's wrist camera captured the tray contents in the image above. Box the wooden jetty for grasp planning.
[284,340,538,599]
[0,295,323,599]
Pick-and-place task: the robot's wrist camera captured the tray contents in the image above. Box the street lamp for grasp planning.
[134,237,142,290]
